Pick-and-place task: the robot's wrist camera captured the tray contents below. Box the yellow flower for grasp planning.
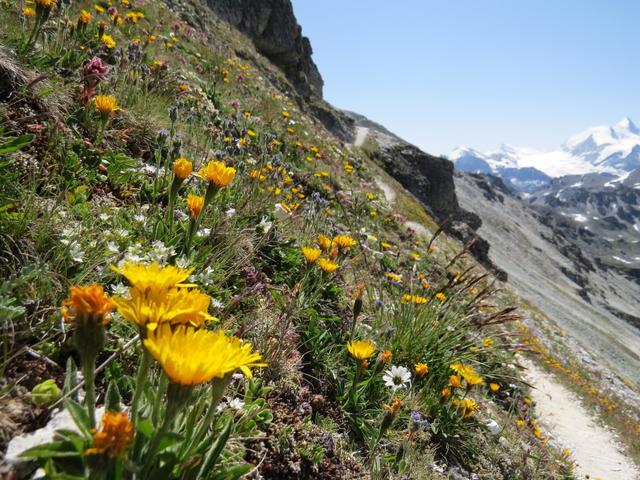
[401,294,428,305]
[281,110,290,118]
[113,286,215,331]
[346,340,376,361]
[302,247,322,263]
[452,398,479,418]
[449,375,462,388]
[94,4,105,13]
[186,194,204,219]
[78,9,92,24]
[22,7,36,17]
[172,157,193,179]
[246,129,256,137]
[385,272,402,283]
[489,382,500,392]
[441,387,451,398]
[317,258,339,273]
[61,284,115,326]
[112,262,193,298]
[435,292,447,302]
[332,234,357,249]
[516,419,525,427]
[100,34,116,49]
[482,337,494,348]
[126,11,144,23]
[415,363,429,377]
[35,0,56,8]
[144,324,265,385]
[316,233,332,250]
[197,160,236,188]
[94,95,118,116]
[379,350,392,364]
[85,411,134,458]
[450,362,484,386]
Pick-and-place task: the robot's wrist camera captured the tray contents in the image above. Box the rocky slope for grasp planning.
[454,172,640,389]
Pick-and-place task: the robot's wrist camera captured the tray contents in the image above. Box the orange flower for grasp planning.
[379,350,392,364]
[61,284,115,326]
[383,397,402,415]
[86,411,134,458]
[414,363,429,377]
[186,194,204,219]
[441,387,451,398]
[489,383,500,392]
[449,375,462,388]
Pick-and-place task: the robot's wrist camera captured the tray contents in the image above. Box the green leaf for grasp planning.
[105,380,121,412]
[0,134,34,155]
[137,419,154,439]
[20,441,82,459]
[196,417,233,477]
[63,357,79,397]
[212,463,252,480]
[63,398,91,439]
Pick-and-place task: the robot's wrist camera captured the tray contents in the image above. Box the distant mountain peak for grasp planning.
[452,118,640,185]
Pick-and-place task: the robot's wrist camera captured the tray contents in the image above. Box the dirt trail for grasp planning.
[521,358,639,480]
[354,126,369,147]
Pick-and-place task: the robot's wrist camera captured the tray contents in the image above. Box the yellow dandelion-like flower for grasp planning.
[489,382,500,392]
[197,160,236,188]
[435,292,447,302]
[317,258,339,273]
[441,387,451,398]
[112,287,215,331]
[246,129,256,137]
[346,340,376,361]
[450,362,484,386]
[186,194,205,220]
[94,95,118,116]
[144,324,265,385]
[100,34,116,49]
[281,110,290,118]
[302,247,322,263]
[415,363,429,377]
[35,0,56,8]
[332,234,357,249]
[452,398,479,418]
[385,272,402,283]
[316,233,332,250]
[78,10,92,24]
[111,262,194,298]
[482,337,494,348]
[85,411,134,458]
[172,157,193,179]
[22,7,36,17]
[401,294,428,305]
[61,284,115,326]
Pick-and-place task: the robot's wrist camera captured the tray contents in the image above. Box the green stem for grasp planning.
[82,357,97,429]
[131,348,151,422]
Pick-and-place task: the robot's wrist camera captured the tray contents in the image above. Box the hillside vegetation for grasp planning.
[0,1,588,478]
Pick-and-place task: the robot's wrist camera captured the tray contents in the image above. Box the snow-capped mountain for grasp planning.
[450,117,640,191]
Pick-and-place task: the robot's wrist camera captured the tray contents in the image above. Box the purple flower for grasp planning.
[83,56,109,81]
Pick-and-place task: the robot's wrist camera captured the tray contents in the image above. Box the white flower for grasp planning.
[257,216,272,233]
[196,228,211,238]
[133,214,146,224]
[383,365,411,390]
[68,241,85,263]
[99,213,110,222]
[210,297,224,309]
[115,228,129,238]
[225,208,237,218]
[106,241,120,255]
[176,257,190,268]
[228,398,245,410]
[111,282,129,297]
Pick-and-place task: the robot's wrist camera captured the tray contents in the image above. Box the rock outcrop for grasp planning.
[206,0,323,100]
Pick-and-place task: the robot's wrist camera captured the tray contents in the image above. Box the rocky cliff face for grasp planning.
[206,0,323,100]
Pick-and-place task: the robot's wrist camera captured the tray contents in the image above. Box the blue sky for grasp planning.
[291,0,640,156]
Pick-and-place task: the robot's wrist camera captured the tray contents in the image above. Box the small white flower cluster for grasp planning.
[113,240,176,266]
[60,226,86,263]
